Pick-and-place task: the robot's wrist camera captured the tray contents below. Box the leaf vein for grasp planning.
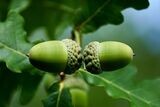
[81,70,151,106]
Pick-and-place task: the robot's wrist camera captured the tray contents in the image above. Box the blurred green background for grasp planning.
[1,0,160,107]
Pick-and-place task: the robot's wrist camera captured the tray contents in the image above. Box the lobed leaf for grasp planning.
[74,0,149,32]
[0,0,34,73]
[22,0,149,35]
[78,66,160,107]
[0,0,44,105]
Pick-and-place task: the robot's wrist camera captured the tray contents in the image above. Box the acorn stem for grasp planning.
[133,53,136,56]
[71,29,82,46]
[59,72,65,81]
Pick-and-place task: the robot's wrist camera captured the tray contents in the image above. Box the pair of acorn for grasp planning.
[29,39,134,74]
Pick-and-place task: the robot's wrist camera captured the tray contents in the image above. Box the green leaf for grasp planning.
[0,1,44,105]
[22,0,149,35]
[74,0,149,32]
[0,12,32,53]
[22,0,73,39]
[78,66,160,107]
[43,75,89,107]
[43,82,73,107]
[9,0,30,13]
[0,12,33,73]
[0,0,34,73]
[0,62,43,106]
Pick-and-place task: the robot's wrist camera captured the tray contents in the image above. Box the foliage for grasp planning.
[43,81,73,107]
[79,66,160,107]
[1,0,159,107]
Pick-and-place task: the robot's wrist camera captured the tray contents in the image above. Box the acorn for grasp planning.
[70,88,88,107]
[63,76,89,107]
[83,41,134,74]
[28,39,82,74]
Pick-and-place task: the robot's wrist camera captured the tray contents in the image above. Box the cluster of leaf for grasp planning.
[0,0,44,106]
[1,0,160,107]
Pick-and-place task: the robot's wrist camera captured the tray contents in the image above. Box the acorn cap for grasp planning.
[62,39,82,74]
[83,42,101,74]
[29,39,82,74]
[83,41,134,74]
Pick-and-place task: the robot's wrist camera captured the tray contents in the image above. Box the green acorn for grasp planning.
[83,41,134,74]
[63,76,89,107]
[70,88,88,107]
[29,39,82,74]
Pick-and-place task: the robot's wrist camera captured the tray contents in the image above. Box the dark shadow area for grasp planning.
[0,0,11,22]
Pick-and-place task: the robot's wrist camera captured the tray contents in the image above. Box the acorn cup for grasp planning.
[83,41,134,74]
[28,39,82,74]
